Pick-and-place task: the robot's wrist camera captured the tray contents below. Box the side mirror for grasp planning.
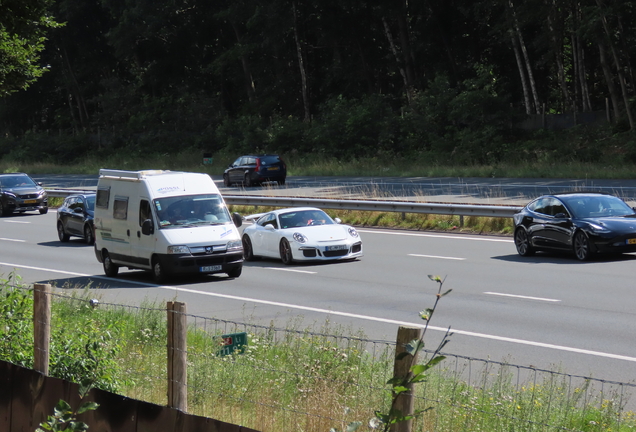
[232,212,243,228]
[74,207,83,214]
[554,212,568,219]
[265,224,275,231]
[334,217,342,224]
[141,219,154,235]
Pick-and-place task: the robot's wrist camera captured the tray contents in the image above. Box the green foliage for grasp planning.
[0,273,33,368]
[36,379,99,432]
[0,0,62,96]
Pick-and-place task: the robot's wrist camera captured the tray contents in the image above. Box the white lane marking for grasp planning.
[485,292,561,302]
[408,254,465,261]
[0,238,26,242]
[263,267,317,274]
[358,229,513,243]
[4,220,30,224]
[2,261,635,363]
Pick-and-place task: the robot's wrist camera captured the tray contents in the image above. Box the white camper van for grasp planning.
[93,169,243,282]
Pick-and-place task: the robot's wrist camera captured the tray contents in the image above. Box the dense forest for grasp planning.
[1,0,636,167]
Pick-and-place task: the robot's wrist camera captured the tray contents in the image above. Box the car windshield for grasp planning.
[154,194,231,228]
[279,210,334,229]
[0,174,36,188]
[561,195,636,218]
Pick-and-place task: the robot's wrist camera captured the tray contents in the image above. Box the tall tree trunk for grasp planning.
[396,0,416,96]
[509,0,540,114]
[545,0,571,111]
[230,22,256,103]
[60,47,89,131]
[598,41,621,122]
[595,0,634,129]
[292,1,310,123]
[510,30,532,115]
[382,16,411,103]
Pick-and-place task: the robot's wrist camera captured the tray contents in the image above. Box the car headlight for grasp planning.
[4,192,16,198]
[37,190,47,198]
[348,227,359,238]
[226,239,243,251]
[293,232,307,243]
[167,245,190,254]
[588,223,609,233]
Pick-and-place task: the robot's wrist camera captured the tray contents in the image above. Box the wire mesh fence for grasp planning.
[1,280,635,432]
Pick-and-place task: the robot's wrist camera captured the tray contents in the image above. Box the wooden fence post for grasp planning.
[167,301,187,412]
[33,283,51,375]
[391,326,422,432]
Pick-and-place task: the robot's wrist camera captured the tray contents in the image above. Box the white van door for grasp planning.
[131,197,155,269]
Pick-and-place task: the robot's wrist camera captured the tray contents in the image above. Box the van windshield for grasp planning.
[154,194,232,228]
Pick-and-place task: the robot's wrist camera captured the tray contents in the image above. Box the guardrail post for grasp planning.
[167,301,187,412]
[33,283,51,375]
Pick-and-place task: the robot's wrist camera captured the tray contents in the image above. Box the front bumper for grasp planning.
[156,251,244,275]
[294,241,363,261]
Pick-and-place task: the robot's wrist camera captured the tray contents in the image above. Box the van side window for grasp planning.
[96,187,110,209]
[139,200,152,226]
[113,196,129,220]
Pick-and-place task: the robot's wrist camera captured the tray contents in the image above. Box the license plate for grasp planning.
[267,166,280,171]
[24,199,37,204]
[200,265,222,272]
[627,239,636,245]
[325,245,348,251]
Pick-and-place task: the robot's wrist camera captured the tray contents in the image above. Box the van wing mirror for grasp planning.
[141,219,154,235]
[232,212,242,228]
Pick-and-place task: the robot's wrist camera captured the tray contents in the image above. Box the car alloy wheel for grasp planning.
[280,238,293,265]
[223,174,231,187]
[84,224,94,245]
[244,173,252,187]
[573,231,592,261]
[242,234,255,261]
[103,251,119,277]
[514,228,534,256]
[57,221,70,242]
[152,259,167,283]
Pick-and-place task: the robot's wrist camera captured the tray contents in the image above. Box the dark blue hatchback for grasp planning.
[223,154,287,187]
[57,193,96,244]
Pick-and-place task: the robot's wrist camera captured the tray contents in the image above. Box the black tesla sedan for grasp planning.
[513,192,636,261]
[57,193,96,244]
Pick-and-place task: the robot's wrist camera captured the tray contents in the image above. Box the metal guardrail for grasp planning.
[44,189,522,218]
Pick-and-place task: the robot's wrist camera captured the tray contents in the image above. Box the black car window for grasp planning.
[549,198,568,217]
[260,156,281,165]
[529,198,550,215]
[233,157,242,166]
[64,197,75,209]
[246,157,257,165]
[74,198,86,211]
[139,199,152,226]
[85,195,96,211]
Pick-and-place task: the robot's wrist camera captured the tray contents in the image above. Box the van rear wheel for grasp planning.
[103,251,119,277]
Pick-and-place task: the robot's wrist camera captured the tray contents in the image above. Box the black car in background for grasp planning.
[57,193,96,244]
[513,192,636,261]
[223,154,287,187]
[0,173,48,216]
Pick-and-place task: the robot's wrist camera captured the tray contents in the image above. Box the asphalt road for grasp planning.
[2,210,636,388]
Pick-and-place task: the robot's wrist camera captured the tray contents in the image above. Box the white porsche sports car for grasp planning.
[241,207,363,264]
